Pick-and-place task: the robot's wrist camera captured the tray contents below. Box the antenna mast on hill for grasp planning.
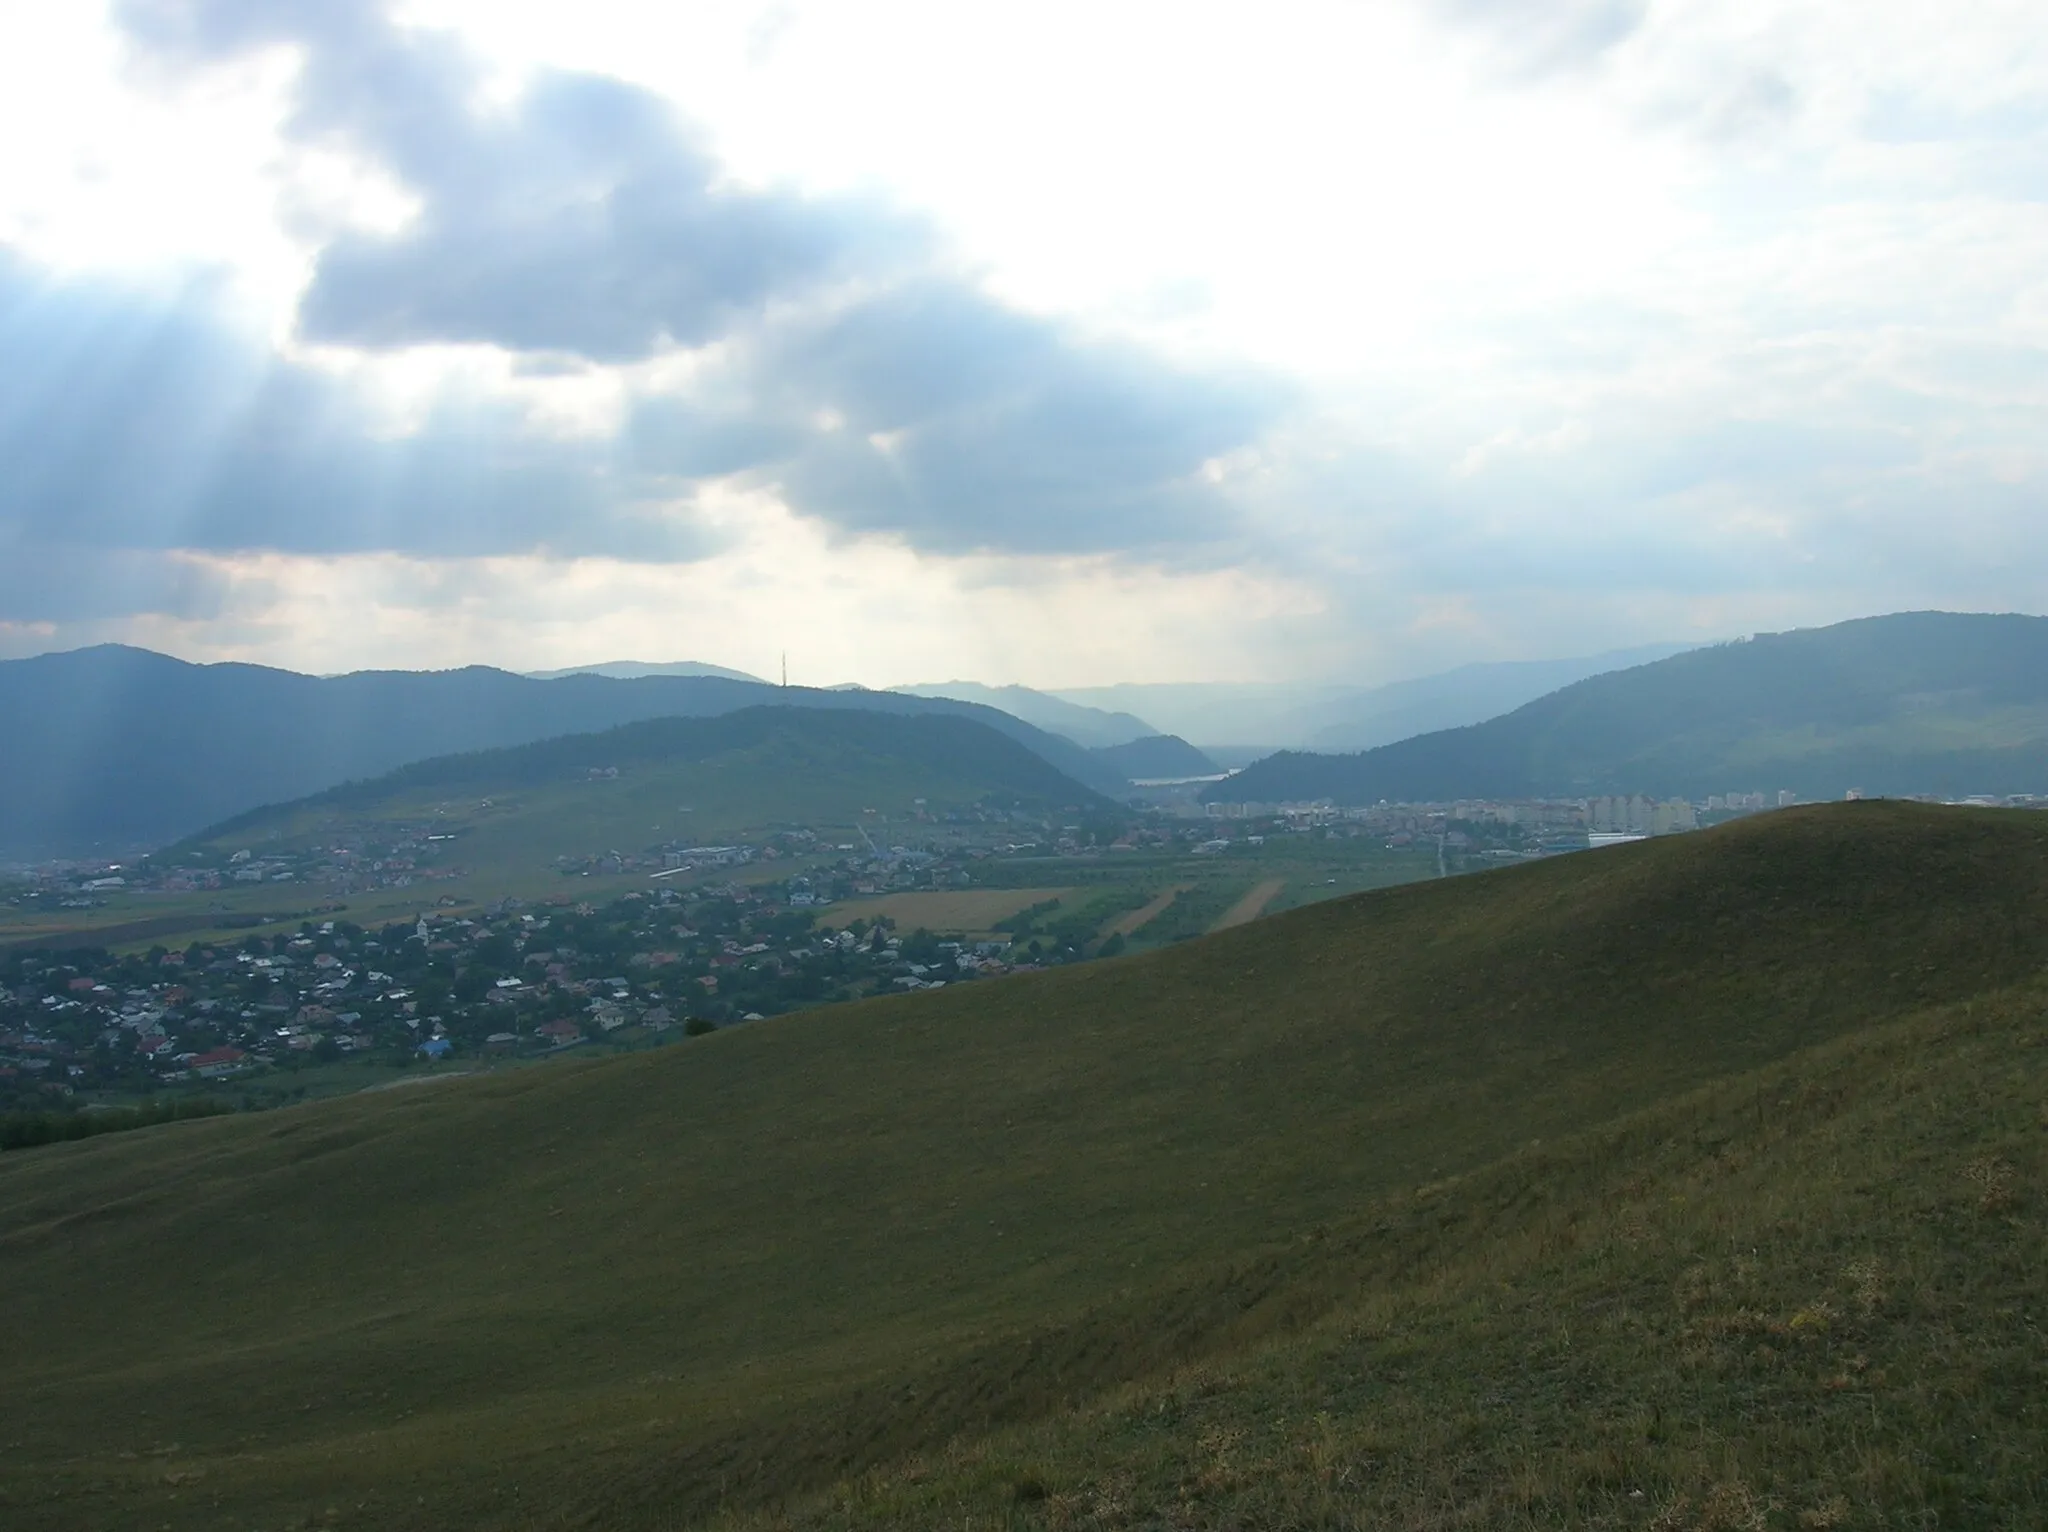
[781,652,787,688]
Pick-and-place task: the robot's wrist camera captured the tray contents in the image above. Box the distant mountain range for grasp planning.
[0,647,1129,859]
[14,613,2035,859]
[1207,612,2048,806]
[1053,643,1699,750]
[891,681,1159,749]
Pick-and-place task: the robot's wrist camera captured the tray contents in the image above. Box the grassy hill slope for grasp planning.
[175,705,1112,870]
[767,979,2046,1531]
[1210,610,2048,803]
[3,804,2045,1529]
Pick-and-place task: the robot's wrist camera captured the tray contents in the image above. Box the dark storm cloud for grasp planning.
[94,0,1287,565]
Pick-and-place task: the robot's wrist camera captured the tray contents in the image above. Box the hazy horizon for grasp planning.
[0,628,1708,698]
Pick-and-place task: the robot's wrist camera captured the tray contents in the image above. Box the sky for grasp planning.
[0,0,2042,687]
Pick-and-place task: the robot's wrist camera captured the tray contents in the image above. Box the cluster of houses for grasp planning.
[9,827,467,906]
[0,873,1052,1108]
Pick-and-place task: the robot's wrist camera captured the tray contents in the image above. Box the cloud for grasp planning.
[16,0,2028,683]
[122,0,919,359]
[294,67,920,361]
[634,279,1290,554]
[86,0,1285,570]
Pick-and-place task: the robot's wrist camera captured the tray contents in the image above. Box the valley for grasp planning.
[4,624,2047,1532]
[8,6,2042,1521]
[0,810,1441,1112]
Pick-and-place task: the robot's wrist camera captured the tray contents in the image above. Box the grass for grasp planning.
[752,985,2046,1530]
[0,1095,234,1151]
[1,803,2043,1529]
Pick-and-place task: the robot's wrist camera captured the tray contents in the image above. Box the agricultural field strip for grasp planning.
[1210,878,1287,932]
[828,888,1073,933]
[1102,884,1191,940]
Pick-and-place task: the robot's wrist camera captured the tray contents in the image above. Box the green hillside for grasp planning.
[1211,610,2048,804]
[4,804,2046,1529]
[0,647,1127,860]
[171,705,1110,874]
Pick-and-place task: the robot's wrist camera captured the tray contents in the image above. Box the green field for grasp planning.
[825,887,1076,933]
[2,804,2044,1529]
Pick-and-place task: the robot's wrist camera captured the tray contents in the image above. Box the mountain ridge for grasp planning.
[1049,641,1699,749]
[522,659,767,683]
[1208,611,2048,804]
[0,645,1129,858]
[176,704,1114,864]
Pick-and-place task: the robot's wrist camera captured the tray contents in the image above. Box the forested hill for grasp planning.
[0,646,1127,858]
[1206,611,2048,805]
[183,705,1115,853]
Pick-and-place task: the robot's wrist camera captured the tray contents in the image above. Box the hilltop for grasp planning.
[3,803,2045,1528]
[0,647,1126,858]
[1210,610,2048,804]
[173,705,1113,873]
[523,659,767,683]
[1090,732,1218,780]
